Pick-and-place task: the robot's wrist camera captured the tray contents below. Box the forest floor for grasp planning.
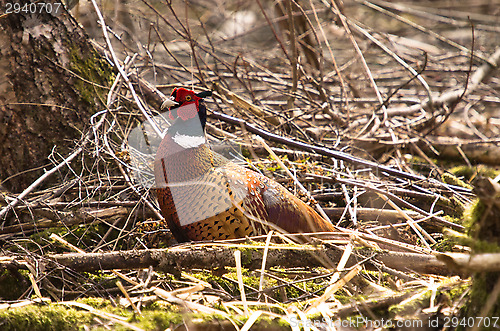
[1,0,500,330]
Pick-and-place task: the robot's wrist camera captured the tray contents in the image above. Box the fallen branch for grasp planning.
[0,206,135,235]
[436,252,500,273]
[45,243,449,275]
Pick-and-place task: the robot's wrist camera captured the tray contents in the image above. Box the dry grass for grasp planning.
[1,0,500,329]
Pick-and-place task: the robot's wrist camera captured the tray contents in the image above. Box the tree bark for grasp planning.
[463,177,500,321]
[0,0,112,192]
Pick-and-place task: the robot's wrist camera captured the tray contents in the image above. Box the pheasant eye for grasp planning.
[185,95,192,101]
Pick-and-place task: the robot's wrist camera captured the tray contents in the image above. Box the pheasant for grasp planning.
[154,87,335,242]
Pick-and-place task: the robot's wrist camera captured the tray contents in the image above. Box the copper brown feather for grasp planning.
[154,88,335,243]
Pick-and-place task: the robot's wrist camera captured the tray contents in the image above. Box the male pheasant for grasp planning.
[154,87,335,242]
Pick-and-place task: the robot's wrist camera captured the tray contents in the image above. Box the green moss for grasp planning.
[434,220,465,251]
[78,299,185,330]
[442,172,473,190]
[134,307,184,330]
[76,297,109,309]
[68,46,114,109]
[407,155,436,173]
[444,215,463,227]
[225,268,262,291]
[444,227,500,254]
[462,199,500,252]
[0,304,91,331]
[432,236,456,252]
[389,290,431,315]
[25,227,70,253]
[241,146,251,158]
[191,266,333,303]
[239,246,261,265]
[252,316,292,330]
[335,291,357,305]
[450,165,499,182]
[463,198,483,232]
[0,298,217,331]
[448,282,470,301]
[59,222,116,250]
[0,292,297,331]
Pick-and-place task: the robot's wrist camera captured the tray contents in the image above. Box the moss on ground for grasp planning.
[449,165,499,182]
[0,304,91,331]
[0,298,190,331]
[0,298,294,331]
[441,172,473,190]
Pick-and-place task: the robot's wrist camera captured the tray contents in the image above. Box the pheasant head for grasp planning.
[164,87,211,129]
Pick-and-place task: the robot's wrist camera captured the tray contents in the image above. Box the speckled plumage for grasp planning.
[154,88,335,242]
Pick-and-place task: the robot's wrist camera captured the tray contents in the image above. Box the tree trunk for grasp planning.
[463,177,500,323]
[0,0,112,192]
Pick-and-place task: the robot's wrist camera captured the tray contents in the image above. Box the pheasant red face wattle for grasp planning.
[154,88,335,243]
[167,88,200,120]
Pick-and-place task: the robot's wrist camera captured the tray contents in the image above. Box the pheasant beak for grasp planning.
[195,91,212,99]
[160,97,179,110]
